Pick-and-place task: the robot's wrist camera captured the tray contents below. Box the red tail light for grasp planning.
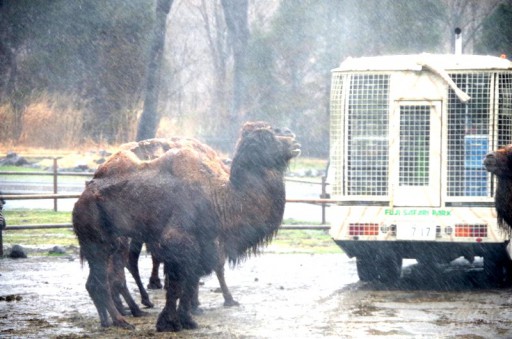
[454,224,487,238]
[349,223,379,236]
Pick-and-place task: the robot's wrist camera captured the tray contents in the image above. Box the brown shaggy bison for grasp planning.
[72,122,300,331]
[484,144,512,231]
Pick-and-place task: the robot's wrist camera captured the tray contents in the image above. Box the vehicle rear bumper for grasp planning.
[334,239,508,261]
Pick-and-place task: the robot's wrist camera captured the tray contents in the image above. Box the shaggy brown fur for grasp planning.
[72,122,300,331]
[484,144,512,234]
[115,137,231,310]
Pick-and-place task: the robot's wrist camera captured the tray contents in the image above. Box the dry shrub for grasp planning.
[18,93,85,148]
[0,101,17,142]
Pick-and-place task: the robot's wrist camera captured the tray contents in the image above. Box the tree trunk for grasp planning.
[136,0,173,141]
[221,0,249,145]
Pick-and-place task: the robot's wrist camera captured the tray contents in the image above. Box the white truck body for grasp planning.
[328,53,512,282]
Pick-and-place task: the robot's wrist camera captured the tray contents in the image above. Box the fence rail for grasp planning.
[0,157,333,255]
[4,223,331,231]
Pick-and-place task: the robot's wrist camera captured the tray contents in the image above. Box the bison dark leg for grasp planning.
[215,264,239,307]
[86,257,134,329]
[127,240,154,308]
[156,263,182,332]
[148,255,163,289]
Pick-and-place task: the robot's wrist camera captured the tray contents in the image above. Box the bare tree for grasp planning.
[195,0,229,136]
[221,0,249,144]
[136,0,174,141]
[441,0,504,53]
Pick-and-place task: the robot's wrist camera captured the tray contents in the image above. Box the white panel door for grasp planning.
[392,101,441,207]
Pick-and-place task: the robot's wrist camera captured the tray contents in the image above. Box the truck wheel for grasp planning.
[356,257,378,282]
[484,252,511,286]
[376,255,402,283]
[356,255,402,283]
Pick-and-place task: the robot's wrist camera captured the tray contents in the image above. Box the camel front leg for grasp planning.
[178,275,199,329]
[215,263,239,307]
[156,264,182,332]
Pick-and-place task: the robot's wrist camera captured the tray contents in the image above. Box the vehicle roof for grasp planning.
[333,53,512,72]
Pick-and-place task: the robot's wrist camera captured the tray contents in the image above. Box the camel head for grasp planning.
[484,144,512,178]
[231,121,301,177]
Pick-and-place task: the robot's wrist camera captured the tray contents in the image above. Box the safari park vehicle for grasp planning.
[327,53,512,282]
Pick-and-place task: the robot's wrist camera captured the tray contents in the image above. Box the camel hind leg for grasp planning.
[80,244,135,329]
[110,243,149,318]
[73,184,134,329]
[127,239,154,307]
[111,278,149,318]
[85,252,134,329]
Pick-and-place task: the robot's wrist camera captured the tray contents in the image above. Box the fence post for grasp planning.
[53,158,58,212]
[0,229,3,256]
[320,176,327,224]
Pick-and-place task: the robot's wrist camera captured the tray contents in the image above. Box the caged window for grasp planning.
[447,72,512,198]
[498,73,512,149]
[399,106,430,187]
[447,73,491,197]
[346,74,390,196]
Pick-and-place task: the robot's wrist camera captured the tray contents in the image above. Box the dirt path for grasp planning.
[2,250,512,338]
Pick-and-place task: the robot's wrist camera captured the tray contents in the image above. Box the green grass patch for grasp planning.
[274,218,338,253]
[2,210,77,249]
[0,165,43,172]
[3,228,78,247]
[4,209,72,225]
[271,229,339,254]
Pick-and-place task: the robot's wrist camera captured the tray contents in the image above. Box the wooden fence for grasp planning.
[0,158,334,255]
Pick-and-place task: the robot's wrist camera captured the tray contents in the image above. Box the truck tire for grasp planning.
[484,252,511,286]
[378,255,402,283]
[356,256,378,282]
[356,254,402,283]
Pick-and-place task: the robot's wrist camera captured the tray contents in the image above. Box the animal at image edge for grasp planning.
[0,195,5,230]
[72,121,301,331]
[484,144,512,233]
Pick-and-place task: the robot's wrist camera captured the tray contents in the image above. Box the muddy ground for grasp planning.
[2,248,512,339]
